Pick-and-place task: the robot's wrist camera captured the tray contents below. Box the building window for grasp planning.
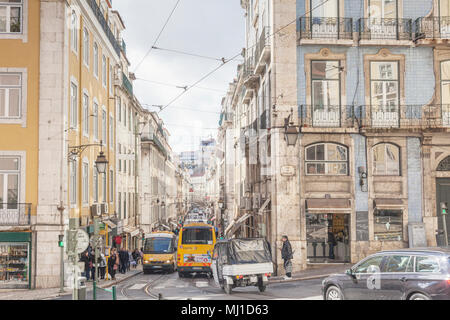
[370,61,400,126]
[109,65,113,95]
[83,28,89,67]
[109,169,114,202]
[0,73,21,118]
[102,55,107,87]
[0,157,20,206]
[102,170,107,203]
[118,192,121,219]
[93,101,98,140]
[71,10,78,52]
[70,82,78,129]
[368,0,398,20]
[82,93,89,136]
[109,115,114,149]
[305,143,348,175]
[124,192,127,219]
[69,160,77,205]
[374,209,403,241]
[310,0,338,18]
[117,98,121,122]
[311,60,341,126]
[93,166,98,203]
[82,161,89,205]
[102,109,107,146]
[123,103,126,126]
[93,42,99,77]
[373,143,400,175]
[0,1,22,33]
[440,60,450,126]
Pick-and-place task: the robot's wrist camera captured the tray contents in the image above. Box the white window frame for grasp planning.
[0,69,27,127]
[82,89,89,137]
[69,159,77,207]
[101,107,107,146]
[93,164,98,203]
[82,159,89,206]
[109,114,114,150]
[93,98,99,141]
[109,64,113,95]
[372,143,400,176]
[0,151,26,209]
[83,27,89,68]
[0,156,20,205]
[305,143,349,176]
[69,78,78,130]
[0,0,28,43]
[102,169,107,203]
[70,8,78,54]
[93,42,99,78]
[102,55,107,88]
[0,73,21,119]
[109,168,114,203]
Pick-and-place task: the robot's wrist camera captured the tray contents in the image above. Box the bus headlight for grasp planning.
[166,260,172,264]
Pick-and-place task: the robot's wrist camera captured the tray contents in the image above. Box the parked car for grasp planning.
[322,247,450,300]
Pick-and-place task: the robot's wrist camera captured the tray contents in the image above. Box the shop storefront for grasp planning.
[0,232,31,289]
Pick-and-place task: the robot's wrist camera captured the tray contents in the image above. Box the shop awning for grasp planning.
[103,220,116,229]
[306,199,351,213]
[130,229,140,237]
[374,199,404,210]
[123,226,133,234]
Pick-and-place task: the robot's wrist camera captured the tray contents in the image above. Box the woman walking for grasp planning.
[108,248,119,280]
[281,235,293,280]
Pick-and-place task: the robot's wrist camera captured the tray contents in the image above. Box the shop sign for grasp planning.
[281,165,295,177]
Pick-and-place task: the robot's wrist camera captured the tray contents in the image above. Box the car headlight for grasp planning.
[166,260,172,264]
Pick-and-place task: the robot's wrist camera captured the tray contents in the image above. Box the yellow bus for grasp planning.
[177,222,216,277]
[143,231,177,274]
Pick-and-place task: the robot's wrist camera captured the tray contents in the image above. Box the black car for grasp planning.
[322,247,450,300]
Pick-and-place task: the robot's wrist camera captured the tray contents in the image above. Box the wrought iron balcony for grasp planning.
[358,18,412,41]
[122,72,133,96]
[219,112,234,127]
[0,203,31,226]
[254,27,271,72]
[141,132,168,157]
[298,17,354,40]
[415,16,450,40]
[87,0,121,56]
[358,104,450,129]
[299,105,356,128]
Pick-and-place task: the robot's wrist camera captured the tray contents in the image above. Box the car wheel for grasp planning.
[409,293,431,300]
[325,286,343,300]
[224,283,232,295]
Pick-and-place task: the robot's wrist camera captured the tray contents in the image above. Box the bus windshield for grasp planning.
[182,227,213,245]
[144,237,173,254]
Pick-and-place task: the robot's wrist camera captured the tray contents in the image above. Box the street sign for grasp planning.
[75,229,90,254]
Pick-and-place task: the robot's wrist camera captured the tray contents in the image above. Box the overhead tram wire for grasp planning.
[141,103,221,114]
[135,78,227,93]
[151,46,241,63]
[133,0,182,73]
[156,0,332,114]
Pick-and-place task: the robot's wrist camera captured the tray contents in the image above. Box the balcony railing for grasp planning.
[415,16,450,40]
[219,112,234,126]
[122,72,133,96]
[358,104,450,129]
[298,105,450,129]
[0,203,31,226]
[255,27,271,65]
[243,54,255,79]
[141,132,168,157]
[87,0,121,56]
[298,17,354,40]
[359,18,412,41]
[299,105,356,128]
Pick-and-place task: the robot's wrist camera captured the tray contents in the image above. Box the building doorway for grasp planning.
[306,213,350,263]
[436,178,450,246]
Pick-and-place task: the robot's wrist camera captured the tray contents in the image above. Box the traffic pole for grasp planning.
[112,285,117,300]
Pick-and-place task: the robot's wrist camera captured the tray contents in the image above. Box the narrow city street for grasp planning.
[53,272,323,301]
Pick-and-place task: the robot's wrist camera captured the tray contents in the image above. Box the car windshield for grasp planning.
[144,237,173,254]
[182,227,213,245]
[354,255,384,273]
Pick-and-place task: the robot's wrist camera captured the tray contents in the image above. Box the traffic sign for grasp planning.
[75,229,90,254]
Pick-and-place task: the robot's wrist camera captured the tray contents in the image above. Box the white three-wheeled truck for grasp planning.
[211,238,274,294]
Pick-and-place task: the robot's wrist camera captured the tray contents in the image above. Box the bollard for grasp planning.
[93,281,97,300]
[112,285,117,300]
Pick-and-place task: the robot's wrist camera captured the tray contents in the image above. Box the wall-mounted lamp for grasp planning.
[284,108,299,146]
[358,166,368,192]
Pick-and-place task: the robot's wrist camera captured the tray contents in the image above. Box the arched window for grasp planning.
[437,156,450,171]
[83,28,89,66]
[305,143,348,175]
[372,143,400,175]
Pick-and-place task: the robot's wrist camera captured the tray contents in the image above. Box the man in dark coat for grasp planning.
[281,235,293,280]
[118,248,127,274]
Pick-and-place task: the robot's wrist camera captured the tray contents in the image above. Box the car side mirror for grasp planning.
[346,269,355,278]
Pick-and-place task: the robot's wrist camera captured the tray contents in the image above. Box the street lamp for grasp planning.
[284,109,299,146]
[95,151,108,174]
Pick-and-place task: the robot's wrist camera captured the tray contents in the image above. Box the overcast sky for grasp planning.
[114,0,245,153]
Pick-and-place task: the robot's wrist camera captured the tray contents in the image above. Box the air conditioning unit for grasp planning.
[90,204,101,218]
[101,203,109,215]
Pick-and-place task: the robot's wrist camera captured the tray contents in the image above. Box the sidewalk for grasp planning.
[0,265,143,300]
[269,263,352,283]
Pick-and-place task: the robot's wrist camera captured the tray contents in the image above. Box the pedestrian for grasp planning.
[80,250,92,281]
[328,228,337,260]
[99,253,107,280]
[127,250,133,271]
[108,248,119,280]
[119,248,127,274]
[139,247,144,265]
[132,249,139,268]
[280,235,293,280]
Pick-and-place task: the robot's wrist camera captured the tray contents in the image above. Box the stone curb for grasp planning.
[38,271,143,300]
